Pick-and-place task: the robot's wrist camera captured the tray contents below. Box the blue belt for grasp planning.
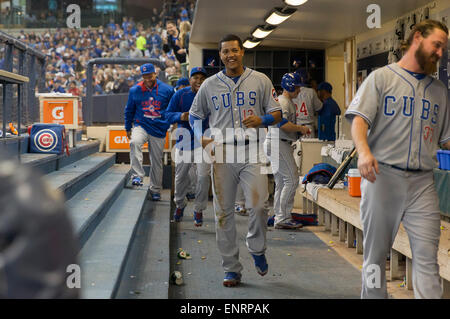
[380,162,422,172]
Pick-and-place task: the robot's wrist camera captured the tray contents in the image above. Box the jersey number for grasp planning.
[296,102,308,117]
[242,109,254,119]
[424,126,433,143]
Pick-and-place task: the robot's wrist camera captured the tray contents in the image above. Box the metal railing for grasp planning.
[0,30,47,136]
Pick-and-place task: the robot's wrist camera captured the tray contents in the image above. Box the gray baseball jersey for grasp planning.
[345,62,450,171]
[292,87,323,125]
[266,95,297,141]
[189,68,281,143]
[345,62,449,299]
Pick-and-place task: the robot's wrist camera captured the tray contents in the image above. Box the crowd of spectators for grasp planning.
[12,0,195,97]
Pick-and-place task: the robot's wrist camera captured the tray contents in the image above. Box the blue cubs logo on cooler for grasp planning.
[272,88,279,102]
[34,129,58,152]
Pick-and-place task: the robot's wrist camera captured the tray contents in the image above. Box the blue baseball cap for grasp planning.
[190,67,207,78]
[176,77,190,89]
[317,81,333,93]
[140,63,155,75]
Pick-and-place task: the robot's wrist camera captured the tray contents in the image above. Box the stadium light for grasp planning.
[265,7,297,25]
[283,0,308,6]
[243,38,261,49]
[251,25,276,39]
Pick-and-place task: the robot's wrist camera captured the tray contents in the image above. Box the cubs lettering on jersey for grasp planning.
[345,63,450,171]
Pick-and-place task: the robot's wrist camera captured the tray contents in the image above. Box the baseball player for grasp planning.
[125,63,174,201]
[189,34,282,287]
[345,20,449,299]
[292,72,323,137]
[317,82,341,141]
[264,73,310,229]
[165,67,210,226]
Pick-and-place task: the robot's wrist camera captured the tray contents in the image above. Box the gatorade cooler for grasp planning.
[348,168,361,197]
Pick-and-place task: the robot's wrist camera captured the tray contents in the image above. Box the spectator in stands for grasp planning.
[180,6,189,22]
[164,20,186,64]
[129,43,142,59]
[136,32,147,56]
[178,20,191,55]
[68,81,81,96]
[52,80,66,93]
[150,7,160,26]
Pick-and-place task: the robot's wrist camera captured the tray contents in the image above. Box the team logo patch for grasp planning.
[272,88,279,102]
[34,129,58,152]
[350,95,360,107]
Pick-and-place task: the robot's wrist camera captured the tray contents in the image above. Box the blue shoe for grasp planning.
[267,214,275,227]
[151,192,161,201]
[193,211,203,227]
[186,193,196,200]
[251,254,268,276]
[223,272,241,287]
[173,207,184,222]
[131,176,143,186]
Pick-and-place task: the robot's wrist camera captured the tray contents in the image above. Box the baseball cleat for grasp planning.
[223,272,241,287]
[234,204,247,216]
[251,254,268,276]
[173,207,184,222]
[150,192,161,201]
[186,193,196,200]
[267,214,275,227]
[275,220,303,229]
[193,211,203,227]
[131,176,143,186]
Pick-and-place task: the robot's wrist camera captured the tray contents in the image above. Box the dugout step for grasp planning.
[79,181,149,299]
[44,152,116,201]
[66,164,131,249]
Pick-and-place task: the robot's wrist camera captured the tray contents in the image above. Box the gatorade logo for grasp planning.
[114,136,129,144]
[52,106,64,120]
[34,129,58,152]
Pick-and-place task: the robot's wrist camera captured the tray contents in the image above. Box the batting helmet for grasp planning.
[281,73,300,92]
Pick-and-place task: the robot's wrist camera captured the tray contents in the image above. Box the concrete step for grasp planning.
[79,183,149,299]
[44,152,116,200]
[66,164,131,249]
[21,140,101,175]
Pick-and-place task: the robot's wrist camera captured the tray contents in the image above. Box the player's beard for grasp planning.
[415,42,439,75]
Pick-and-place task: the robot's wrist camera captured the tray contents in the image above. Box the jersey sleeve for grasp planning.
[345,70,381,128]
[261,75,281,114]
[312,89,323,112]
[124,87,136,132]
[189,84,210,120]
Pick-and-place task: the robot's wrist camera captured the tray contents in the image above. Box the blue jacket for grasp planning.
[166,86,209,150]
[318,96,341,141]
[124,79,174,138]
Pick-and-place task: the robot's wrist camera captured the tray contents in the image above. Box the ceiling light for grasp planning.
[283,0,308,6]
[265,7,297,25]
[251,25,276,39]
[243,38,261,49]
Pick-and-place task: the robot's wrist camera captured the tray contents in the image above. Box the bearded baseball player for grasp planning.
[265,73,310,229]
[124,63,174,201]
[345,20,449,299]
[292,72,323,137]
[165,67,210,226]
[189,34,282,287]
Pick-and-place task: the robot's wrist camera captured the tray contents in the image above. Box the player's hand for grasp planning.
[126,131,132,140]
[180,112,189,121]
[299,125,311,135]
[357,151,379,183]
[242,115,262,128]
[201,137,214,149]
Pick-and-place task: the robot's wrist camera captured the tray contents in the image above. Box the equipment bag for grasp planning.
[29,123,70,155]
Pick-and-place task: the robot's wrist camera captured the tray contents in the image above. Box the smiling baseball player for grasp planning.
[124,63,174,201]
[345,20,449,299]
[189,34,282,287]
[165,67,210,226]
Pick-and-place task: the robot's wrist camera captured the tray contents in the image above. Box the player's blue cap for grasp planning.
[140,63,155,75]
[176,77,190,89]
[317,81,333,93]
[293,71,307,87]
[281,73,301,92]
[190,67,207,77]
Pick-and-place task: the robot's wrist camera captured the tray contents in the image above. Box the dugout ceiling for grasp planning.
[191,0,433,49]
